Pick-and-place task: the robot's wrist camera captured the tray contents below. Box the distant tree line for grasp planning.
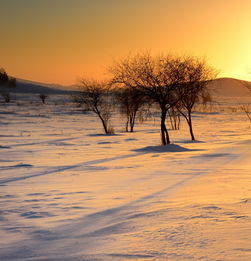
[75,53,217,145]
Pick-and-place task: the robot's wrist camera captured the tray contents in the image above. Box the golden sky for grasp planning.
[1,0,251,85]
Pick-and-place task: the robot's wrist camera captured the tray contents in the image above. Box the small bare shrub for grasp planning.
[168,106,181,130]
[77,79,114,134]
[39,94,48,104]
[240,104,251,123]
[114,87,147,132]
[1,92,10,103]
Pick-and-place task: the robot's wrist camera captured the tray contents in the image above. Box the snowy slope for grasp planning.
[208,77,251,97]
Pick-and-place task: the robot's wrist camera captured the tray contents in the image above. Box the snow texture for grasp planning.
[0,90,251,260]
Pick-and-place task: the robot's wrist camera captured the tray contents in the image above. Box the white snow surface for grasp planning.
[0,94,251,260]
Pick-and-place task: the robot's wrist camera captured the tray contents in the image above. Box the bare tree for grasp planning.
[1,92,10,103]
[115,86,147,132]
[175,57,217,140]
[39,94,48,104]
[0,68,16,105]
[0,68,9,85]
[201,90,213,112]
[168,106,181,130]
[240,103,251,123]
[0,68,16,87]
[110,53,191,145]
[78,79,114,134]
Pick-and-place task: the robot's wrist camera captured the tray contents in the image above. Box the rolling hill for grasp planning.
[1,77,251,97]
[0,78,78,94]
[208,77,251,97]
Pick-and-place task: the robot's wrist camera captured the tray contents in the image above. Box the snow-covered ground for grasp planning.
[0,94,251,260]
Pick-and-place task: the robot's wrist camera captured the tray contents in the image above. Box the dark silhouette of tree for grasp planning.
[39,94,48,104]
[78,79,114,134]
[240,103,251,123]
[115,87,147,132]
[0,68,12,103]
[201,90,213,112]
[0,68,16,87]
[168,106,181,130]
[175,57,217,140]
[0,68,9,85]
[1,92,10,103]
[110,53,190,145]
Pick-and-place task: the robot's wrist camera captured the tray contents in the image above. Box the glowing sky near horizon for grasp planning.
[1,0,251,85]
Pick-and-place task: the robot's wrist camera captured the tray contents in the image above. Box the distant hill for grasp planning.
[208,78,251,97]
[0,78,78,94]
[1,76,251,98]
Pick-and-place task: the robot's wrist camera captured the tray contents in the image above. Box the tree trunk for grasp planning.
[96,110,108,134]
[168,110,174,130]
[177,114,181,130]
[125,116,129,132]
[129,112,136,132]
[100,116,108,134]
[187,112,195,140]
[179,109,195,141]
[160,109,170,145]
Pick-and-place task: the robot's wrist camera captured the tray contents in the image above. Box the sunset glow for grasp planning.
[1,0,251,85]
[1,1,251,259]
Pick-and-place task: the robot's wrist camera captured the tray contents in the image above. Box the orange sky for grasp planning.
[1,0,251,85]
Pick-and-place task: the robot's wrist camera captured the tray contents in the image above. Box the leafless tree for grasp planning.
[168,106,181,130]
[78,79,114,134]
[1,92,10,103]
[175,57,217,140]
[0,68,16,87]
[39,94,48,104]
[240,103,251,123]
[110,53,194,145]
[0,68,10,103]
[0,68,9,85]
[115,86,147,132]
[201,90,213,112]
